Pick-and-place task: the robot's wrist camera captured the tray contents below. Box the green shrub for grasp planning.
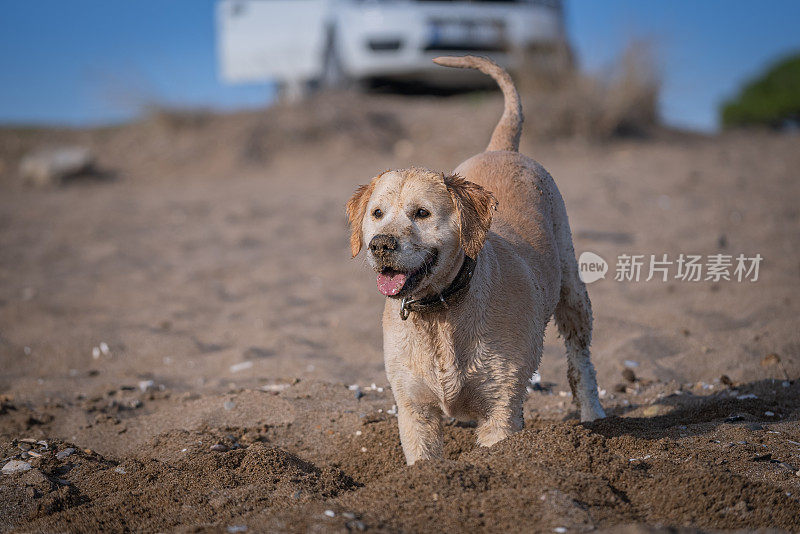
[721,53,800,129]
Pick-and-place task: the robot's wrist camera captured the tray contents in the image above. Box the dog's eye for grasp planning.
[415,208,430,219]
[372,208,383,219]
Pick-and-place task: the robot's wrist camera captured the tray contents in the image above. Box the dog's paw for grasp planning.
[580,403,606,422]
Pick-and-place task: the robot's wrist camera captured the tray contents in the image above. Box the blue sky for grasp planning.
[1,1,798,131]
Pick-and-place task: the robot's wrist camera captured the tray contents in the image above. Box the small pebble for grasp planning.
[114,466,127,474]
[761,353,781,367]
[342,512,356,520]
[765,411,775,417]
[355,430,362,436]
[261,383,289,392]
[737,393,758,400]
[354,390,364,400]
[642,405,661,417]
[99,342,110,355]
[223,401,236,411]
[623,360,639,368]
[324,510,335,518]
[361,447,367,453]
[18,442,32,451]
[554,528,567,533]
[227,526,247,533]
[2,460,32,474]
[229,361,253,373]
[210,443,228,452]
[351,521,367,531]
[138,380,155,393]
[622,368,637,383]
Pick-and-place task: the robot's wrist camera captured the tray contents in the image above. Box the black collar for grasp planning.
[399,255,476,320]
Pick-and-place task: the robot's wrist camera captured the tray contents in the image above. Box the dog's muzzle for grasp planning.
[369,234,398,262]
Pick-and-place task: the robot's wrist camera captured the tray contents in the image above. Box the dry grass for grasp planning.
[518,41,661,139]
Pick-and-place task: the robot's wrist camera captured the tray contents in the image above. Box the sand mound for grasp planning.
[4,431,358,532]
[2,379,799,532]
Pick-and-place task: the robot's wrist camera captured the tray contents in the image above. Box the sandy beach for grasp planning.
[1,92,798,532]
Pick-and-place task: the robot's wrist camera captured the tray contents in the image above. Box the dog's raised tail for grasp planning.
[433,55,523,153]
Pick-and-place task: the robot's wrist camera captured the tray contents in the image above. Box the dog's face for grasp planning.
[346,168,495,298]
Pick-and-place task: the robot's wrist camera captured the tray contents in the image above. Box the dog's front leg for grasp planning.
[475,395,523,448]
[396,400,444,465]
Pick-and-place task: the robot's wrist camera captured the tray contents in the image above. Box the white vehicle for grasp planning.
[216,0,568,94]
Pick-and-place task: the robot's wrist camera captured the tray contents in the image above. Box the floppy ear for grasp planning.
[444,174,497,258]
[345,180,377,257]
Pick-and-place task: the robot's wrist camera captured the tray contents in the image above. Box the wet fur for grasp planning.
[347,56,605,465]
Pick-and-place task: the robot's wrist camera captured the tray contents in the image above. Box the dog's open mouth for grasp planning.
[376,251,437,297]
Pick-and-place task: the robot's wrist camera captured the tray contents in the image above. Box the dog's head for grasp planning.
[346,168,496,298]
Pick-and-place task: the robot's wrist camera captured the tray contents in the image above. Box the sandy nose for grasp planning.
[369,234,398,258]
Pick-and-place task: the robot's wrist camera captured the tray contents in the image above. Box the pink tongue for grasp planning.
[377,272,407,296]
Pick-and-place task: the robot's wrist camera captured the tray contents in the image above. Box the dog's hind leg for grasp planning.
[553,242,606,422]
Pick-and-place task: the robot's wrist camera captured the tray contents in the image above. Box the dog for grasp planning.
[346,56,605,465]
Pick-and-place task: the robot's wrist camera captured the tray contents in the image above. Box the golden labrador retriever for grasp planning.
[346,56,605,465]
